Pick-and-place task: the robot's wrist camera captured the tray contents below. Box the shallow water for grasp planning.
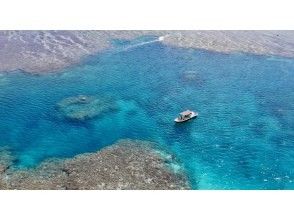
[0,36,293,189]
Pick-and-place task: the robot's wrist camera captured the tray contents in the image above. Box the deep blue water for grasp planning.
[0,36,293,189]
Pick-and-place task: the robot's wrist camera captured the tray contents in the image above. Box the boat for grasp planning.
[174,110,198,123]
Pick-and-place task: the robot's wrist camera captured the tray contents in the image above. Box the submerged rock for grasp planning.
[0,140,190,190]
[56,95,118,121]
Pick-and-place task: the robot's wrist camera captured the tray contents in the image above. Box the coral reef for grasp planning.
[0,140,190,190]
[1,31,294,73]
[56,95,118,121]
[163,31,294,58]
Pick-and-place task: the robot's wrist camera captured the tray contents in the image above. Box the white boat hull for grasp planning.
[174,112,198,123]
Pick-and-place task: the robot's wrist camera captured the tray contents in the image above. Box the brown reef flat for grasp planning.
[1,31,293,74]
[0,140,190,190]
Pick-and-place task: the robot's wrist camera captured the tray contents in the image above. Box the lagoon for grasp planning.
[0,36,293,189]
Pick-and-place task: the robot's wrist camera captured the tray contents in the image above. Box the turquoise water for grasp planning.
[0,36,293,189]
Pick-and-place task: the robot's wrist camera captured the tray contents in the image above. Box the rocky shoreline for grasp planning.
[1,31,293,74]
[0,139,190,190]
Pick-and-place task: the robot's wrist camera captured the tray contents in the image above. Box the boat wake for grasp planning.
[115,35,168,53]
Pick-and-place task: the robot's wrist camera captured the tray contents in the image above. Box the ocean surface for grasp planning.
[0,36,293,189]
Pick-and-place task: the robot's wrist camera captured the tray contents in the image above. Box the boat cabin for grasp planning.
[179,110,193,119]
